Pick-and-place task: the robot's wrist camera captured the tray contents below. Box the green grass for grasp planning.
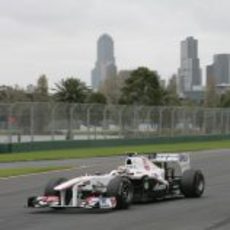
[0,139,230,163]
[0,166,73,178]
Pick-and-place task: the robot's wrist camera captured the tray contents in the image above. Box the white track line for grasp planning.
[0,165,92,181]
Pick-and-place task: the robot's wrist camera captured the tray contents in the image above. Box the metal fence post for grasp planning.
[226,110,230,134]
[203,109,207,135]
[133,106,137,138]
[93,105,97,140]
[103,106,107,139]
[7,104,14,144]
[118,106,123,139]
[212,109,216,134]
[159,107,163,136]
[182,108,186,136]
[171,108,175,137]
[147,108,153,137]
[220,109,224,134]
[30,103,34,142]
[135,106,143,138]
[51,104,57,141]
[65,103,75,140]
[192,109,198,135]
[86,105,92,140]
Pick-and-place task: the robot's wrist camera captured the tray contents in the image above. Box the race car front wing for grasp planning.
[27,195,117,209]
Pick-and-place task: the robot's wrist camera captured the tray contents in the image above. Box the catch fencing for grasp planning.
[0,102,229,143]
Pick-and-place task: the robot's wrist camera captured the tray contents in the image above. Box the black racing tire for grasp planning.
[106,176,133,209]
[44,177,72,205]
[180,169,205,198]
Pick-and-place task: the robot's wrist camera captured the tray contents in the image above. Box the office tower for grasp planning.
[206,54,230,94]
[177,37,202,95]
[210,54,230,84]
[206,65,215,87]
[91,34,117,90]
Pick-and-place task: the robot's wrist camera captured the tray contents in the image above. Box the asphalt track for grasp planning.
[0,150,230,230]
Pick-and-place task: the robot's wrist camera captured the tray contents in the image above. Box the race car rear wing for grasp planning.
[148,153,191,173]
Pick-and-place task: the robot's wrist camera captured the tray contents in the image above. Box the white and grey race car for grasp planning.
[27,153,205,210]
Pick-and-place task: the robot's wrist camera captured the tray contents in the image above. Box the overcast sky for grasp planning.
[0,0,230,88]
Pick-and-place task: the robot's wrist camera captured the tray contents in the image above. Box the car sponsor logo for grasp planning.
[179,154,188,162]
[99,197,116,208]
[142,158,151,171]
[153,184,167,191]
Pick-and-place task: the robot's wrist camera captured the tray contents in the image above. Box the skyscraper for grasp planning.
[212,54,230,84]
[206,54,230,94]
[91,34,117,90]
[177,37,202,96]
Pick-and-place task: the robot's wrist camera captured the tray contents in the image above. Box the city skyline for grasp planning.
[0,0,230,88]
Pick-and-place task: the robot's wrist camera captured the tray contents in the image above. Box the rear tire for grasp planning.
[180,169,205,198]
[106,176,133,209]
[44,177,72,206]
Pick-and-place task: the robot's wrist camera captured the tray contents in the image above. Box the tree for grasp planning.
[0,85,28,102]
[219,90,230,107]
[119,67,164,105]
[54,77,89,103]
[86,92,107,104]
[53,77,90,140]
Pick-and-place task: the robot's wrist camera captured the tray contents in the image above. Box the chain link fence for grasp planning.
[0,102,229,143]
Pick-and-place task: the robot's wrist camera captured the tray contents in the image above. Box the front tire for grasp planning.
[106,176,133,209]
[180,169,205,198]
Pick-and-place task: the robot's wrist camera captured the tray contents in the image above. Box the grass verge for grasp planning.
[0,139,229,163]
[0,166,73,178]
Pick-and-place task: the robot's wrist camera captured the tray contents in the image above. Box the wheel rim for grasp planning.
[197,179,204,192]
[121,182,132,202]
[196,175,204,194]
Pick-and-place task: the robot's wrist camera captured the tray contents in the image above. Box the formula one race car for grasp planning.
[27,153,205,210]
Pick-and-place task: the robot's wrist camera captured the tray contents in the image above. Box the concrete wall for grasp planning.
[1,134,230,153]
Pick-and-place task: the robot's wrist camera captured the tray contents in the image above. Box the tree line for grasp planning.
[0,67,229,107]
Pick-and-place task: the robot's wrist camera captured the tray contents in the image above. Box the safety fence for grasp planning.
[0,103,229,143]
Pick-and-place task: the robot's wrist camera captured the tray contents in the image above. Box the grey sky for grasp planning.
[0,0,230,88]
